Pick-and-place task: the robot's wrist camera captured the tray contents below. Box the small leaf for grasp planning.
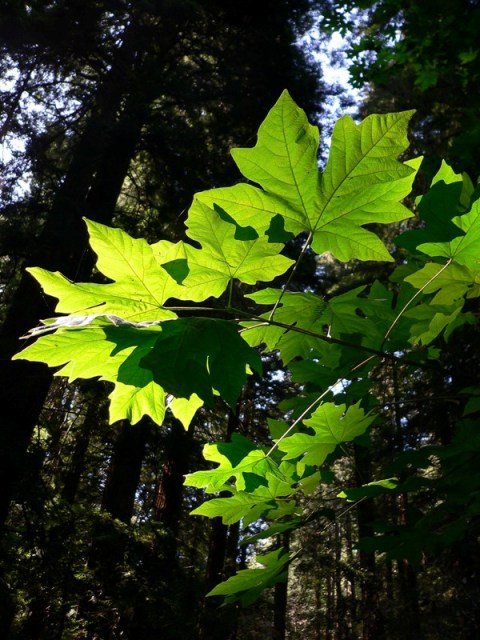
[185,435,277,493]
[396,161,469,252]
[404,301,465,345]
[242,520,303,545]
[171,200,294,300]
[207,548,289,606]
[191,492,273,525]
[338,478,399,501]
[243,288,327,363]
[278,402,375,465]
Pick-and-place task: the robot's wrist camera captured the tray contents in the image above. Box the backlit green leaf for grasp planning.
[27,219,178,321]
[207,548,289,606]
[140,318,262,408]
[178,201,293,300]
[13,322,168,425]
[232,89,320,233]
[278,402,375,465]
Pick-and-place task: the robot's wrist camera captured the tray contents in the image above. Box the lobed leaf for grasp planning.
[13,322,169,425]
[28,219,179,321]
[228,92,419,261]
[232,89,320,233]
[278,402,375,465]
[207,548,289,606]
[140,318,262,409]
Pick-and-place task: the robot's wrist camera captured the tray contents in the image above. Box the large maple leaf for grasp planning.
[196,90,420,262]
[28,219,178,321]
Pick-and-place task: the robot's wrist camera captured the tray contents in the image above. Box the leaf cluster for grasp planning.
[14,90,480,605]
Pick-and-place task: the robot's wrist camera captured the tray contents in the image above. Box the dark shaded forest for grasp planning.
[1,1,480,639]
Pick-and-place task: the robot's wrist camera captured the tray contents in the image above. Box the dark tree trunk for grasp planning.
[395,493,423,639]
[101,418,151,523]
[88,418,151,581]
[153,419,196,534]
[84,418,151,639]
[272,532,290,640]
[0,17,174,530]
[344,511,357,636]
[61,386,106,504]
[354,444,385,640]
[397,558,422,640]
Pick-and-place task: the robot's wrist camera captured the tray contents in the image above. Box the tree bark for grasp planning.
[354,444,385,640]
[272,533,290,640]
[101,418,151,523]
[153,420,196,534]
[0,15,178,529]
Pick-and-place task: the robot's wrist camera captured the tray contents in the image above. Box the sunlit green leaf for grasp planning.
[278,402,375,465]
[28,219,178,321]
[207,548,289,606]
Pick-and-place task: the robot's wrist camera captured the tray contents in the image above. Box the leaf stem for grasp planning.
[381,258,453,350]
[268,231,313,321]
[265,380,340,457]
[237,312,436,369]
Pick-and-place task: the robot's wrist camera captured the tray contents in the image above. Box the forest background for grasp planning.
[1,1,480,639]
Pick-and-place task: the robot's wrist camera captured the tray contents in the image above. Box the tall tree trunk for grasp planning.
[354,444,385,640]
[200,409,240,640]
[153,420,196,534]
[85,418,151,639]
[397,558,422,640]
[344,511,356,637]
[101,418,151,523]
[0,18,175,529]
[333,520,345,640]
[272,532,290,640]
[61,409,96,505]
[395,493,423,639]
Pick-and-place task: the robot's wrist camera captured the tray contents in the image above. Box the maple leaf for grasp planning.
[181,200,293,300]
[417,198,480,267]
[241,288,327,363]
[190,472,296,525]
[232,90,320,230]
[140,318,262,409]
[153,203,294,301]
[406,196,480,302]
[224,90,420,262]
[404,301,471,345]
[312,122,420,261]
[13,319,202,427]
[185,433,278,492]
[396,161,471,252]
[278,402,375,466]
[194,183,295,235]
[13,322,167,424]
[191,492,273,526]
[207,548,289,606]
[28,219,178,321]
